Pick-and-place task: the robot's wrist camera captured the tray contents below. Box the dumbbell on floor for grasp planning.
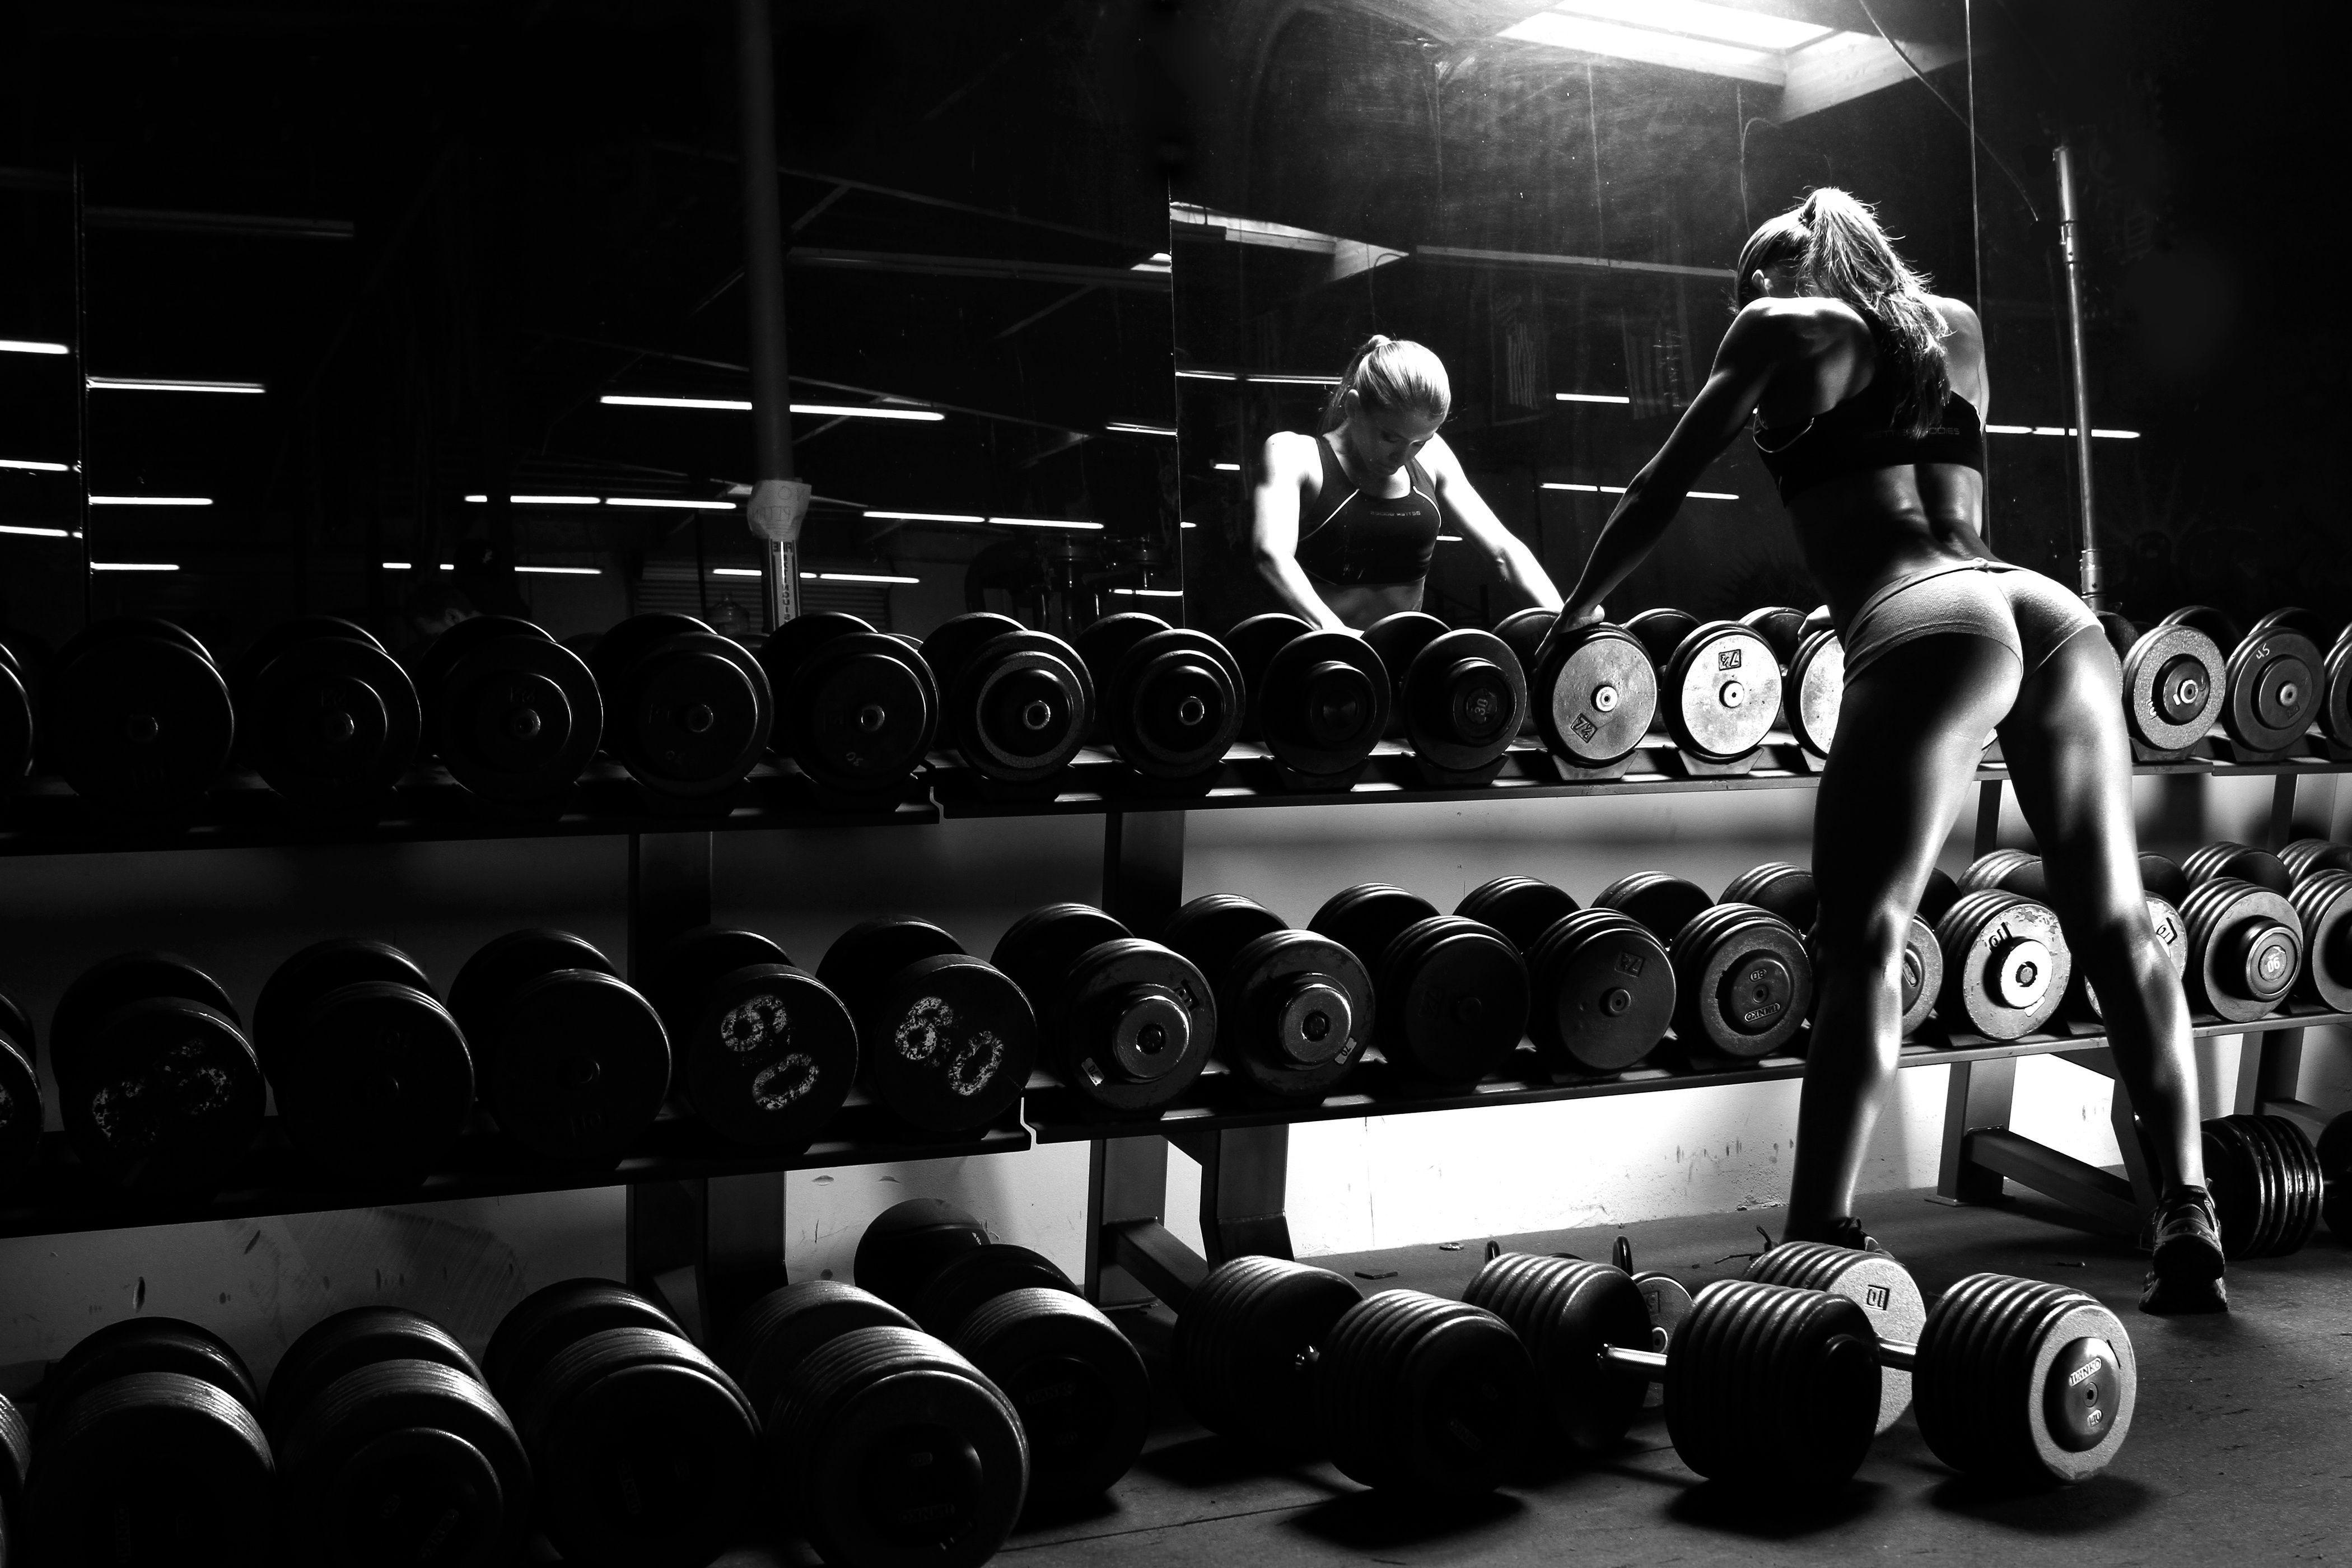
[1719,861,1943,1039]
[1594,873,1813,1058]
[589,612,775,802]
[855,1199,1150,1504]
[1361,611,1529,786]
[758,611,939,801]
[229,615,422,811]
[1074,612,1245,787]
[49,953,265,1194]
[920,612,1095,788]
[1223,613,1390,791]
[413,615,604,807]
[647,926,859,1151]
[0,991,41,1184]
[2200,1113,2326,1259]
[27,1318,272,1564]
[268,1306,531,1568]
[816,918,1038,1133]
[1457,876,1674,1074]
[1160,894,1375,1100]
[1309,883,1530,1085]
[44,618,236,815]
[449,931,671,1165]
[718,1279,1029,1568]
[488,1280,760,1568]
[990,903,1217,1113]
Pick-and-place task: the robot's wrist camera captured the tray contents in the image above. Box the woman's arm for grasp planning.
[1249,432,1351,632]
[1558,302,1791,620]
[1420,435,1565,614]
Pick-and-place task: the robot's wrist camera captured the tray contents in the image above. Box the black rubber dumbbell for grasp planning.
[2101,610,2228,756]
[589,612,774,802]
[1308,883,1529,1085]
[920,612,1095,787]
[1626,611,1784,767]
[449,930,671,1165]
[253,939,475,1184]
[1594,873,1814,1057]
[1492,607,1557,738]
[1723,861,1943,1038]
[43,617,236,815]
[717,1279,1029,1568]
[815,918,1038,1133]
[2285,862,2352,1011]
[0,991,41,1184]
[855,1199,1150,1505]
[1164,1254,1535,1497]
[990,903,1217,1113]
[0,1390,24,1561]
[1222,613,1390,790]
[2220,608,2326,756]
[1361,612,1529,786]
[0,637,31,794]
[2325,623,2352,754]
[2278,837,2352,884]
[2181,839,2294,894]
[1458,876,1674,1074]
[2180,875,2303,1023]
[48,954,265,1194]
[1469,1248,2135,1490]
[488,1280,760,1568]
[413,614,604,806]
[1519,612,1659,771]
[27,1317,272,1565]
[645,926,859,1151]
[229,615,421,811]
[268,1306,531,1568]
[1952,850,2187,1021]
[758,610,939,801]
[2199,1113,2325,1259]
[1074,612,1244,786]
[1160,894,1375,1100]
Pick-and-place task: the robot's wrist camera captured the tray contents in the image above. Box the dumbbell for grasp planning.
[1492,606,1557,734]
[1458,876,1675,1074]
[2180,873,2303,1022]
[646,926,857,1151]
[449,930,671,1164]
[1953,850,2187,1021]
[2181,839,2294,894]
[27,1318,273,1564]
[228,615,422,810]
[43,617,235,814]
[413,615,604,806]
[2220,607,2327,755]
[1308,883,1530,1085]
[919,611,1095,786]
[2100,608,2228,755]
[853,1200,1150,1504]
[1222,613,1389,789]
[251,939,475,1184]
[1360,611,1529,785]
[1742,605,1843,758]
[2198,1113,2325,1259]
[2279,837,2352,884]
[757,610,939,800]
[588,612,775,801]
[267,1306,531,1567]
[0,991,41,1183]
[1627,609,1783,766]
[717,1279,1028,1568]
[1166,1254,1535,1497]
[487,1280,760,1567]
[990,903,1217,1113]
[1520,611,1658,770]
[1073,612,1244,785]
[2326,623,2352,751]
[2279,854,2352,1011]
[0,637,30,792]
[1160,894,1375,1099]
[1924,862,2073,1038]
[1469,1247,2134,1489]
[0,1391,24,1562]
[815,918,1038,1133]
[1593,873,1813,1057]
[1720,861,1943,1038]
[48,954,265,1193]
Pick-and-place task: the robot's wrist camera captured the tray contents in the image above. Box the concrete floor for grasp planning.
[717,1189,2350,1567]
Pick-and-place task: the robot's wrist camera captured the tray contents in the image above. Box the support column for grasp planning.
[1085,1136,1172,1307]
[1936,1056,2016,1205]
[736,0,805,628]
[1104,810,1187,937]
[1178,1124,1295,1265]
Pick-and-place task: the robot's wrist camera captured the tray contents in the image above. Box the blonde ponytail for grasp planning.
[1319,335,1452,434]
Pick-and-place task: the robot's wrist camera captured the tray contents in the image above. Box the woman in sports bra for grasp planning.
[1543,189,2222,1313]
[1250,336,1563,631]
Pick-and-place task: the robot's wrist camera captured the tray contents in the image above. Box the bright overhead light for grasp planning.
[92,561,179,571]
[603,394,753,410]
[90,494,212,506]
[1180,520,1198,529]
[1111,587,1186,598]
[382,562,457,571]
[1214,463,1241,472]
[0,524,72,538]
[1986,424,2139,440]
[600,394,944,421]
[1177,369,1238,381]
[712,567,762,577]
[989,516,1103,531]
[1542,482,1737,500]
[816,571,920,585]
[464,493,600,506]
[1107,422,1177,437]
[1,458,72,472]
[1131,253,1173,274]
[515,564,602,576]
[1547,0,1832,52]
[1556,392,1632,405]
[864,510,986,524]
[87,376,265,394]
[1,338,70,356]
[605,497,738,510]
[1248,374,1342,387]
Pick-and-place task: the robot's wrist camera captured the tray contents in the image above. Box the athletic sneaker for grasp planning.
[2140,1186,2228,1315]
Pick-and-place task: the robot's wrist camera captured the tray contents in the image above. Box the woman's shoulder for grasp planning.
[1729,295,1868,356]
[1261,428,1328,469]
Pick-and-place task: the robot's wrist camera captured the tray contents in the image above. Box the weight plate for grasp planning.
[1399,628,1527,773]
[2279,838,2352,885]
[585,613,713,687]
[1457,875,1580,953]
[758,610,876,693]
[1901,914,1944,1037]
[909,1244,1076,1341]
[1221,613,1317,739]
[2291,869,2352,1009]
[434,632,604,802]
[29,1371,274,1567]
[1525,910,1674,1073]
[1919,866,1963,924]
[1375,915,1529,1084]
[0,656,30,788]
[1074,612,1170,720]
[239,629,422,806]
[1663,620,1781,763]
[1462,1252,1649,1454]
[2181,877,2302,1022]
[1361,611,1450,734]
[776,629,939,796]
[2157,603,2243,651]
[1935,890,2071,1039]
[263,1305,483,1441]
[1160,895,1289,989]
[2120,621,2225,751]
[1216,929,1374,1099]
[1746,1242,1924,1434]
[720,1281,917,1424]
[2325,635,2352,746]
[1592,871,1714,943]
[1720,862,1816,930]
[2222,621,2323,753]
[50,952,240,1096]
[56,997,265,1192]
[1670,902,1812,1056]
[254,937,437,1085]
[485,1280,682,1411]
[413,615,550,697]
[282,981,475,1183]
[684,964,858,1150]
[1663,1280,1880,1490]
[1256,629,1388,780]
[648,926,794,1042]
[2317,1112,2352,1244]
[991,903,1131,1009]
[1056,939,1217,1112]
[918,612,1028,696]
[1912,1272,2134,1484]
[1783,629,1845,757]
[1170,1256,1359,1457]
[1960,848,2047,899]
[0,1034,40,1180]
[857,955,1037,1133]
[1315,1291,1533,1497]
[1739,605,1807,666]
[1623,609,1700,668]
[44,620,234,813]
[1531,623,1655,767]
[2139,853,2191,906]
[2183,840,2293,893]
[480,970,672,1164]
[44,1318,259,1426]
[1491,609,1555,726]
[941,631,1094,783]
[1310,883,1439,975]
[953,1287,1151,1504]
[1104,628,1244,778]
[816,918,967,1021]
[448,929,617,1044]
[853,1198,995,1314]
[596,620,773,797]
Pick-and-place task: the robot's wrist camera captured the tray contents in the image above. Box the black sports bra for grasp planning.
[1294,435,1443,590]
[1752,315,1986,504]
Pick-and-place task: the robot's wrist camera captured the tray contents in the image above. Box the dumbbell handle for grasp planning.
[1597,1336,1919,1378]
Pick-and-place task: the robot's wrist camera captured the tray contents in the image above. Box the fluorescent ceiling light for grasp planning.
[1177,369,1238,381]
[864,510,986,524]
[1501,11,1779,82]
[1111,587,1186,598]
[92,561,179,571]
[515,564,602,576]
[1107,422,1177,437]
[605,497,738,511]
[600,394,944,421]
[1987,424,2140,440]
[1,458,72,472]
[1131,253,1173,274]
[604,394,753,410]
[1180,520,1198,529]
[1,338,70,356]
[0,524,72,538]
[1436,535,1462,544]
[1548,0,1832,52]
[465,493,600,506]
[1248,374,1342,386]
[1541,482,1737,499]
[1556,392,1632,404]
[989,516,1103,531]
[712,567,762,577]
[90,494,212,506]
[382,562,457,571]
[87,376,264,394]
[816,571,920,585]
[1214,463,1241,472]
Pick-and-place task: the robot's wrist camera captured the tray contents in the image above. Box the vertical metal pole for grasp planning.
[1936,1057,2016,1204]
[72,161,91,623]
[2053,137,2107,612]
[1103,810,1188,938]
[737,0,804,629]
[1086,1136,1172,1306]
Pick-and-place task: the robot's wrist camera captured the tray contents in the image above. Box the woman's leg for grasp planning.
[1786,633,2022,1238]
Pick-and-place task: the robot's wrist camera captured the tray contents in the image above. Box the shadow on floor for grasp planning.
[1282,1486,1527,1550]
[1661,1476,1892,1538]
[1921,1470,2157,1533]
[1134,1432,1348,1496]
